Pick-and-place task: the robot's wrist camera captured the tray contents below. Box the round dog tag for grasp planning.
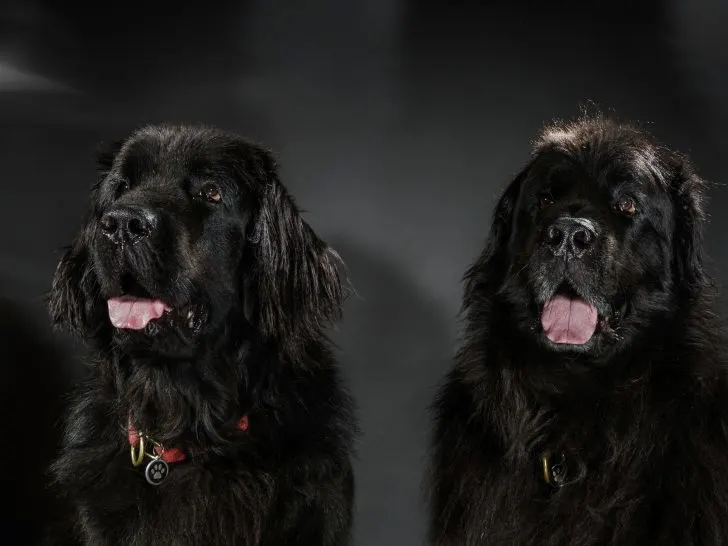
[144,458,169,486]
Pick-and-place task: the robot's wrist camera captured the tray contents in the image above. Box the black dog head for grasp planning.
[49,125,343,358]
[465,116,708,358]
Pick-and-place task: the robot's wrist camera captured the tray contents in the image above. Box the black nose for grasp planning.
[543,217,598,259]
[99,205,157,245]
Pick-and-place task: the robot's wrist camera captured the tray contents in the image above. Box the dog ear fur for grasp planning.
[670,159,708,290]
[47,139,124,342]
[242,146,344,350]
[463,165,530,304]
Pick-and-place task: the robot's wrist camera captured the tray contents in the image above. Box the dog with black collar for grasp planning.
[427,115,728,545]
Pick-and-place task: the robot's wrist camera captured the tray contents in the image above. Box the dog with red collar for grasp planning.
[46,125,357,546]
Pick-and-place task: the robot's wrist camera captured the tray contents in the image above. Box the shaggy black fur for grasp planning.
[46,125,357,545]
[427,116,728,545]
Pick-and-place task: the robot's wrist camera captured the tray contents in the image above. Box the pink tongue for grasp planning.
[107,296,170,330]
[541,294,598,345]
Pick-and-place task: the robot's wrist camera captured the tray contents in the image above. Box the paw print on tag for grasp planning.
[144,459,169,486]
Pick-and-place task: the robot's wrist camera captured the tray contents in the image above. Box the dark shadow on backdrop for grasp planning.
[0,296,75,545]
[329,238,453,546]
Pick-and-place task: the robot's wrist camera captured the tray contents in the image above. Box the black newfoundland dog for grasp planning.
[47,125,357,545]
[428,116,728,545]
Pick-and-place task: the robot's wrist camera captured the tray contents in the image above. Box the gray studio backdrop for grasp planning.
[1,1,727,545]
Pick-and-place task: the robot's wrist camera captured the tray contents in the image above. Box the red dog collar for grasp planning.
[128,415,250,464]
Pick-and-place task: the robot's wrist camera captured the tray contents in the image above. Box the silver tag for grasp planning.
[144,458,169,486]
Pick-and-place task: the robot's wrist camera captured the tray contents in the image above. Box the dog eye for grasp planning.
[614,196,637,216]
[539,194,554,209]
[114,180,130,198]
[199,183,222,203]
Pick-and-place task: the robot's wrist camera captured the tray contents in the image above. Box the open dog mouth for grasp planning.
[108,295,170,330]
[540,283,599,345]
[107,276,205,333]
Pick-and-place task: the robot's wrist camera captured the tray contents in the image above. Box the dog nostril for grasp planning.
[127,217,149,237]
[545,225,563,247]
[571,228,593,250]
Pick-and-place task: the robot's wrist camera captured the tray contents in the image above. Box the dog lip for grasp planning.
[540,282,593,309]
[162,303,208,334]
[180,305,200,329]
[540,280,611,317]
[551,281,581,300]
[540,332,600,353]
[118,274,159,301]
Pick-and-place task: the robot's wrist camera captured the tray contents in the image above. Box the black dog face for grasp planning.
[467,117,707,358]
[50,125,343,358]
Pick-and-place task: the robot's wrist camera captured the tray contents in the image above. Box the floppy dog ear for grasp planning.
[47,139,123,341]
[243,148,344,346]
[463,165,530,300]
[671,160,708,289]
[48,227,103,341]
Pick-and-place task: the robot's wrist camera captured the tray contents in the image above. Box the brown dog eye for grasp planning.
[114,179,130,199]
[200,183,222,203]
[539,195,554,209]
[615,196,637,216]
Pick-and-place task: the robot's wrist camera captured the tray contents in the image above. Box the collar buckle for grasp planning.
[541,451,568,488]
